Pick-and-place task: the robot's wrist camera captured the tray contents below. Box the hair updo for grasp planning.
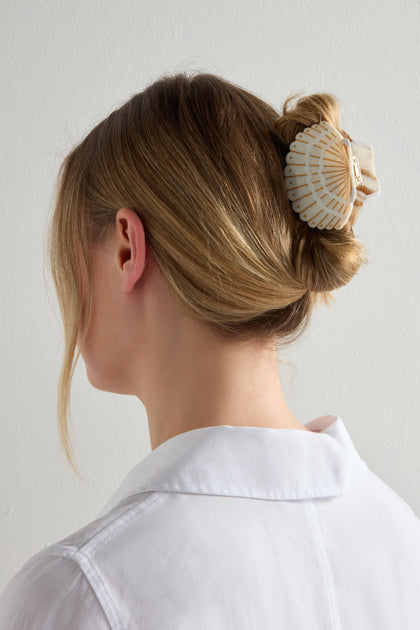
[46,71,369,473]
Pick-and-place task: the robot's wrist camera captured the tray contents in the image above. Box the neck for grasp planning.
[134,323,309,450]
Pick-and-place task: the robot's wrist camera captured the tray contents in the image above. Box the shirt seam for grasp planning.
[43,547,125,630]
[304,500,341,630]
[147,485,343,498]
[103,457,369,505]
[36,492,166,630]
[108,486,345,505]
[81,491,164,555]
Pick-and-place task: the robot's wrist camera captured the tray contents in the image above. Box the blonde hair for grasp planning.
[45,72,369,476]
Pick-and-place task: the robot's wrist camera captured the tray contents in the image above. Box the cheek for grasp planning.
[76,247,91,351]
[80,286,105,360]
[76,246,133,393]
[79,281,129,391]
[79,298,108,388]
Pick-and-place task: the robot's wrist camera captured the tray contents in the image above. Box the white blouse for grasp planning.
[1,414,420,629]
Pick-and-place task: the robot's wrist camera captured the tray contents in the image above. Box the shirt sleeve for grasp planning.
[0,550,111,630]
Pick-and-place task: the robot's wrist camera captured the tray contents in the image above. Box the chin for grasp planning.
[84,363,133,396]
[84,363,109,392]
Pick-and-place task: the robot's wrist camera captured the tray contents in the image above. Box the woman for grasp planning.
[1,72,419,628]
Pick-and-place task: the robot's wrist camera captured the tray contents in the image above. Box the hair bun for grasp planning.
[273,92,375,293]
[274,94,380,233]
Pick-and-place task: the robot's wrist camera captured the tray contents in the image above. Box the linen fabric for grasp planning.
[1,414,419,629]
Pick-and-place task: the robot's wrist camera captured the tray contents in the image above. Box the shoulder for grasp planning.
[363,466,420,527]
[344,465,420,575]
[0,548,111,629]
[0,491,159,630]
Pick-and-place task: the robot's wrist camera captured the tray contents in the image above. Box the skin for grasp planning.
[77,207,311,451]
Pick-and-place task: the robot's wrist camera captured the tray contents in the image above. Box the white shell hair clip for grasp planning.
[284,120,380,230]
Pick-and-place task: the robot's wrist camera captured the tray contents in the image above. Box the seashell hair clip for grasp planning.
[283,120,380,230]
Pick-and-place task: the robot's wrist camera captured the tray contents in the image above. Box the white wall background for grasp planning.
[1,0,419,591]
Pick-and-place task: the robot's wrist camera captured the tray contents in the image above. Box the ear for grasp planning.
[115,207,147,293]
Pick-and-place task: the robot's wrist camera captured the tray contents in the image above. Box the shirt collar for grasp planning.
[97,414,368,518]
